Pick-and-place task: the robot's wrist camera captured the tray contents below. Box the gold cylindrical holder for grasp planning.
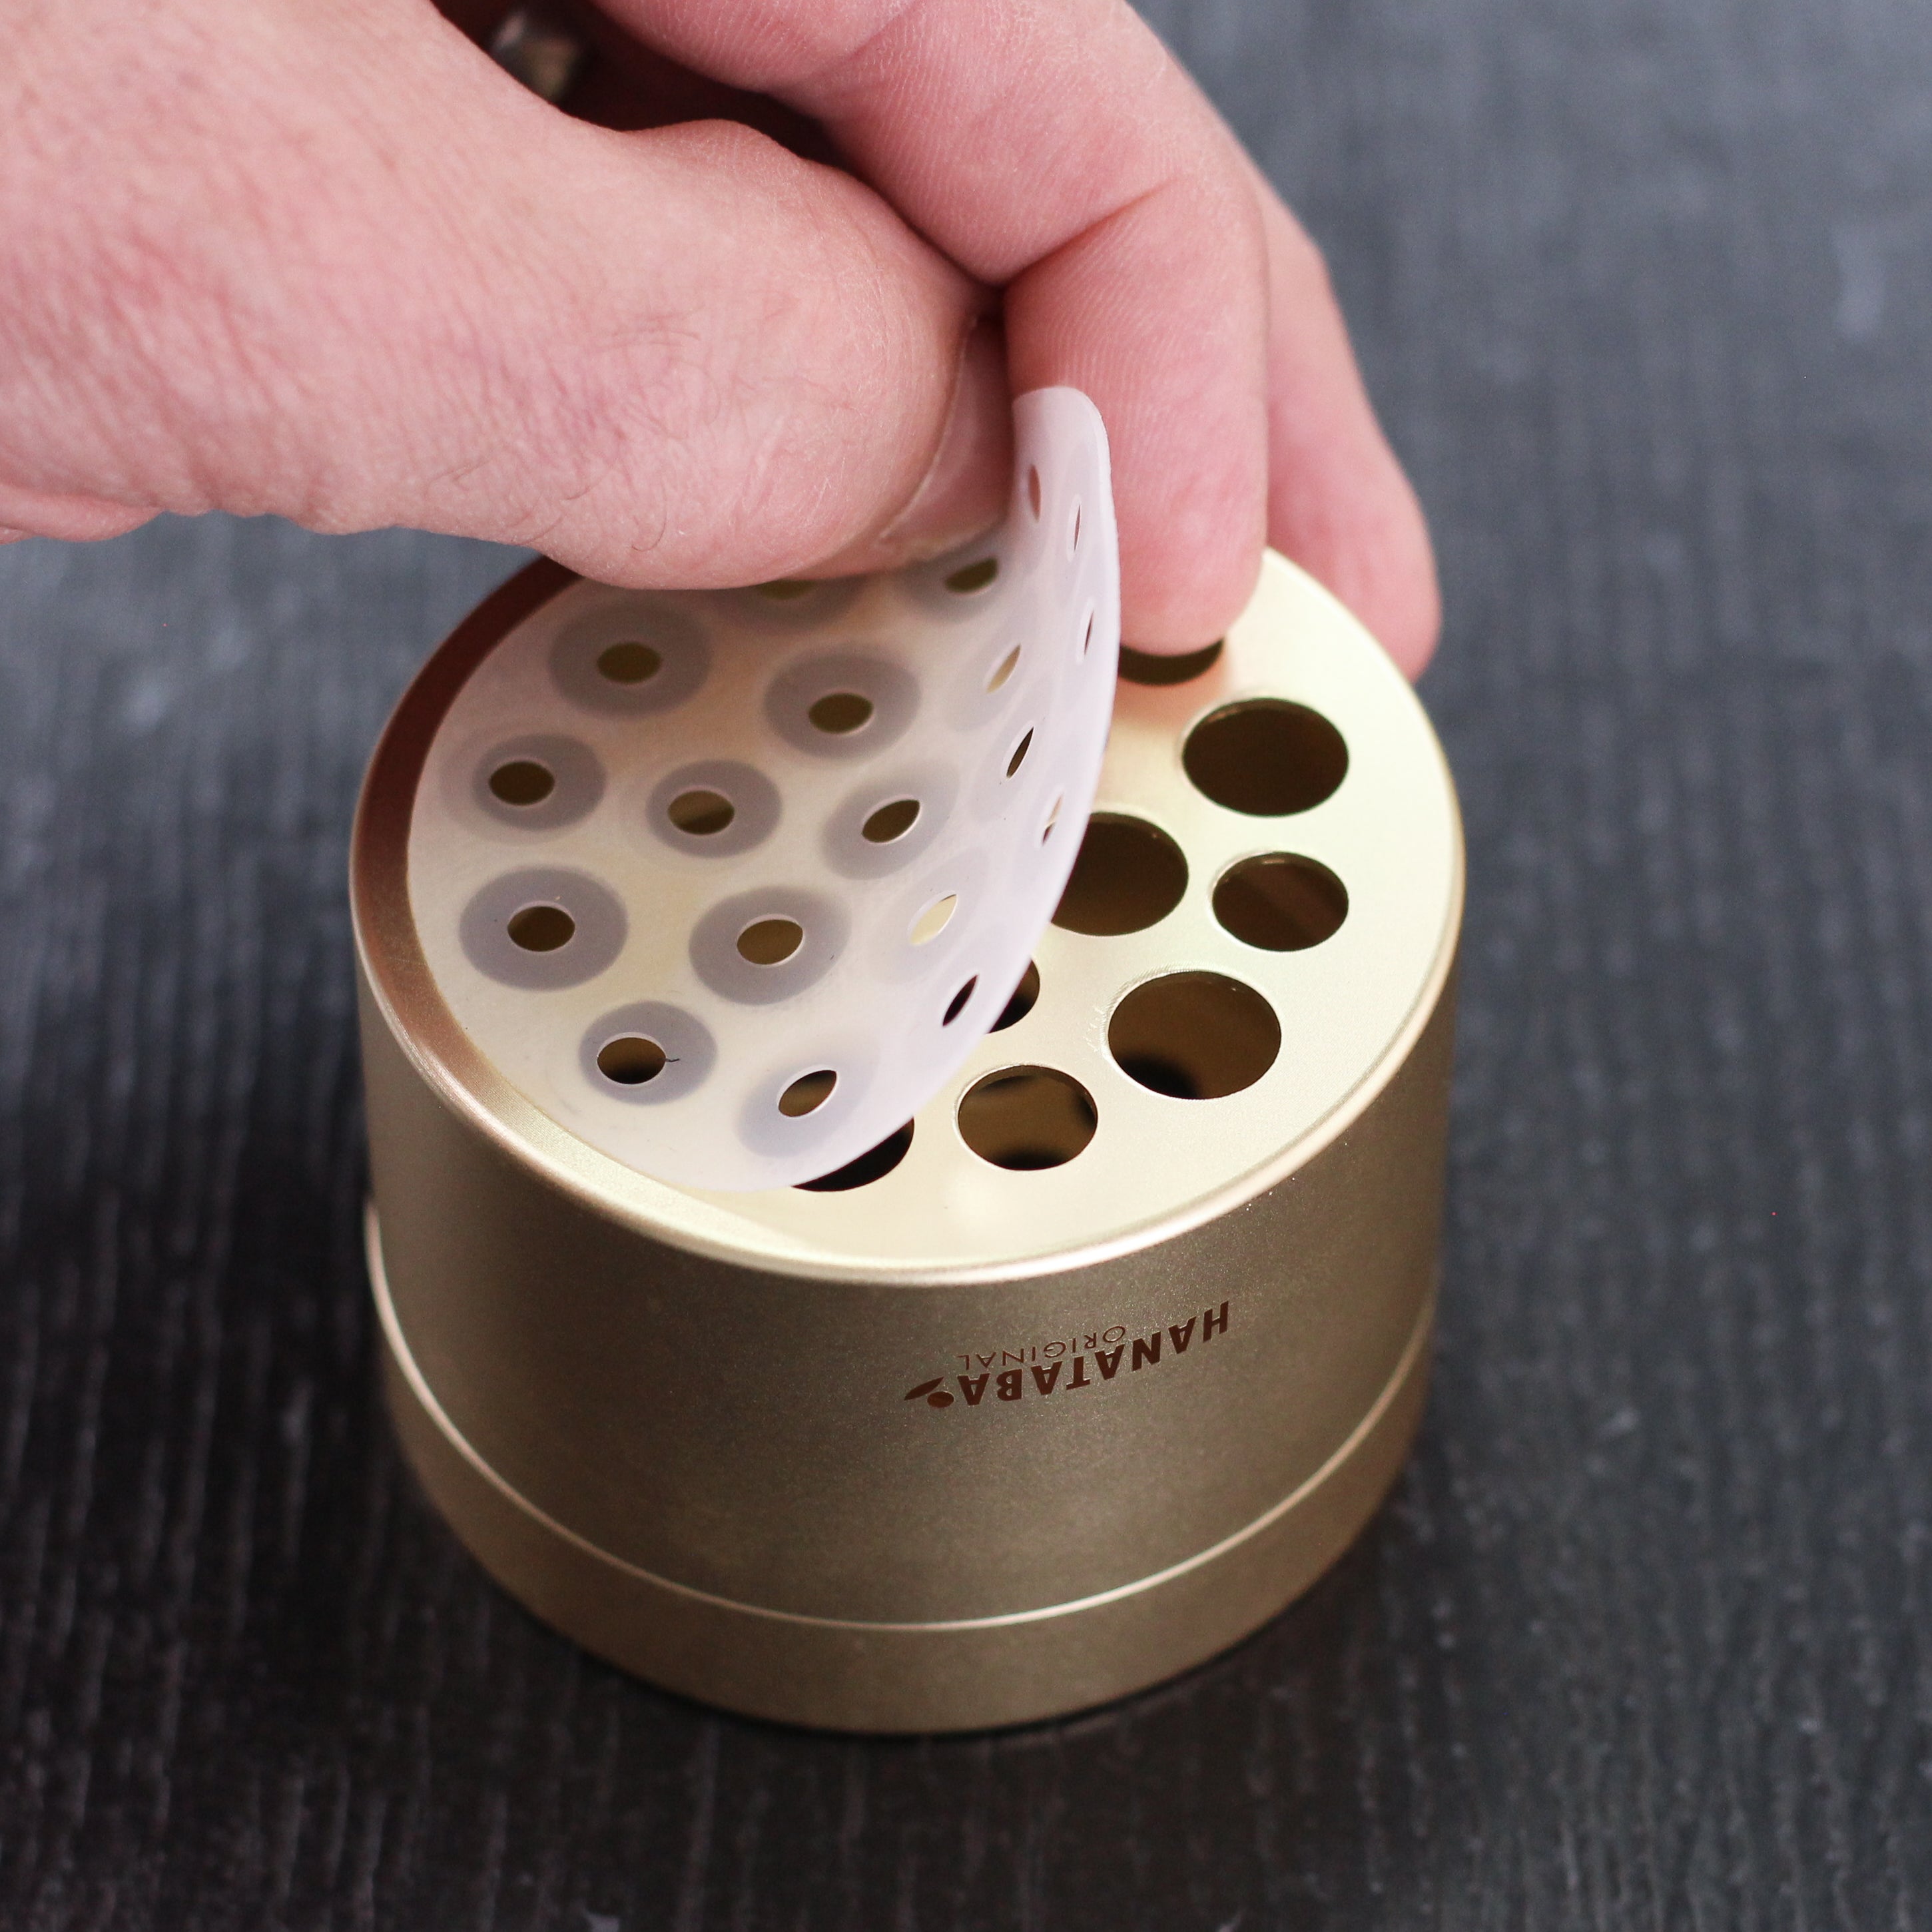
[353,551,1462,1733]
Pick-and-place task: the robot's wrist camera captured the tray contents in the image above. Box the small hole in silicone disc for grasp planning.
[809,692,874,735]
[597,1036,667,1085]
[1070,503,1083,551]
[944,977,978,1024]
[910,894,958,945]
[1027,467,1042,519]
[738,918,803,965]
[1042,795,1062,843]
[1119,640,1223,686]
[862,799,920,844]
[1109,972,1281,1099]
[597,641,661,685]
[945,556,998,594]
[489,759,555,806]
[1214,854,1348,951]
[796,1120,913,1191]
[958,1067,1096,1169]
[991,961,1040,1031]
[1183,701,1347,814]
[1052,815,1187,935]
[669,789,735,835]
[986,645,1021,693]
[507,904,575,952]
[1006,729,1034,777]
[779,1069,837,1117]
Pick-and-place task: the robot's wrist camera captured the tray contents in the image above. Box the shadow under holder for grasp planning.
[352,548,1463,1732]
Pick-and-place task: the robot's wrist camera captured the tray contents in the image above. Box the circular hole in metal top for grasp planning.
[1213,854,1348,952]
[1052,815,1187,936]
[1108,972,1281,1100]
[1118,639,1224,686]
[990,960,1040,1032]
[795,1120,914,1192]
[1184,701,1347,815]
[957,1067,1097,1170]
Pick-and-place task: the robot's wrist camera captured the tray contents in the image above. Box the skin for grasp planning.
[0,0,1439,670]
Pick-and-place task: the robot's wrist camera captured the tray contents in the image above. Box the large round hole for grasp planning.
[737,917,804,965]
[958,1067,1096,1170]
[991,961,1039,1031]
[862,798,921,844]
[944,556,998,594]
[1183,701,1347,815]
[1214,854,1348,951]
[909,893,958,945]
[809,691,874,735]
[668,788,735,835]
[507,904,575,953]
[488,759,556,806]
[796,1121,914,1192]
[1108,972,1280,1099]
[596,1036,667,1086]
[597,641,662,685]
[779,1069,837,1117]
[1119,639,1223,687]
[1052,814,1187,936]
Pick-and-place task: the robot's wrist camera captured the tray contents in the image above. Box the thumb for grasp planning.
[0,1,1009,577]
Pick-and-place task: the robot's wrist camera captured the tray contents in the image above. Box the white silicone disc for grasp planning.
[406,388,1121,1190]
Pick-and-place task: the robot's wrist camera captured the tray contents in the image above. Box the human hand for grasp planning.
[0,0,1439,671]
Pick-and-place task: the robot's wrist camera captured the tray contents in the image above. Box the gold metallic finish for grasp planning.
[352,551,1464,1732]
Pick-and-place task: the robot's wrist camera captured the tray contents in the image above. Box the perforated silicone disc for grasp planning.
[406,388,1120,1191]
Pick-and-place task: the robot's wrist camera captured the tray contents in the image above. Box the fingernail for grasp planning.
[878,319,1013,561]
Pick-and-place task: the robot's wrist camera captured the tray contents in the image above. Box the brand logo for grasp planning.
[903,1301,1230,1409]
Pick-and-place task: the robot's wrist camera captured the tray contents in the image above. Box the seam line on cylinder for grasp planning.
[368,1203,1435,1636]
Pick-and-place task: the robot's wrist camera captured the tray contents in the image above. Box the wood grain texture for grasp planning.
[4,0,1932,1923]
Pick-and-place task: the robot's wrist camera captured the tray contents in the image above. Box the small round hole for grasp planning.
[1183,701,1348,815]
[668,788,735,836]
[1041,795,1063,843]
[796,1120,912,1191]
[1006,729,1034,778]
[1214,854,1349,951]
[943,976,978,1025]
[1119,639,1223,686]
[756,579,816,602]
[909,894,958,946]
[596,641,662,685]
[862,798,921,844]
[1027,466,1042,519]
[1109,972,1281,1100]
[779,1069,838,1117]
[596,1036,667,1086]
[1079,609,1094,659]
[809,691,875,735]
[737,917,804,965]
[1069,501,1083,554]
[944,556,998,594]
[487,759,556,806]
[1052,815,1188,936]
[991,960,1039,1031]
[958,1067,1096,1170]
[507,904,575,953]
[986,645,1021,693]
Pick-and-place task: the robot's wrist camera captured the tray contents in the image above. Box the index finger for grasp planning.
[591,0,1272,647]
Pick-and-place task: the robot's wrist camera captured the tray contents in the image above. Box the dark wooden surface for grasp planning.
[5,0,1932,1923]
